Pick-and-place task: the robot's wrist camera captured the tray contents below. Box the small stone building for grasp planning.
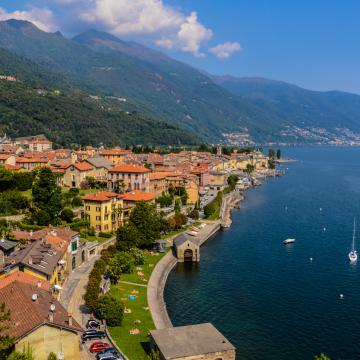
[150,323,236,360]
[173,233,200,262]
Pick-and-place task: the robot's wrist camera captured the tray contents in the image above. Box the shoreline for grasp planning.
[147,191,240,330]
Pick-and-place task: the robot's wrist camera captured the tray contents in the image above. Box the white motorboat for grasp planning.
[283,238,295,245]
[348,218,358,262]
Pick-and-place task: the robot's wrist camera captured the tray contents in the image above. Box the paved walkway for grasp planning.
[119,280,147,287]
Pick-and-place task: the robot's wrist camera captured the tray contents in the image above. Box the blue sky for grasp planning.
[1,0,360,93]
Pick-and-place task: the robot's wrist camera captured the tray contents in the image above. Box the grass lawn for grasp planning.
[207,210,220,221]
[108,250,167,360]
[160,221,201,240]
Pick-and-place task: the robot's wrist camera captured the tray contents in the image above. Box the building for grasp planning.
[0,281,83,360]
[82,191,124,232]
[84,156,112,181]
[173,233,200,262]
[53,161,94,188]
[120,190,155,208]
[98,148,132,164]
[0,154,16,167]
[149,172,168,198]
[150,323,235,360]
[29,139,53,152]
[209,172,227,190]
[108,164,151,193]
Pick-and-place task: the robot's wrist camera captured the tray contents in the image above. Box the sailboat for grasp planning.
[348,218,358,262]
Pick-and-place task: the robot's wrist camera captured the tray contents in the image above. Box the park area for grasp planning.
[108,250,168,359]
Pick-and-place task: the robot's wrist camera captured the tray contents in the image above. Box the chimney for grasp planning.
[68,313,73,327]
[48,312,54,322]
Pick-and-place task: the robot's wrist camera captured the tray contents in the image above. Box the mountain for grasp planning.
[211,75,360,143]
[1,20,360,145]
[0,47,200,147]
[0,20,289,143]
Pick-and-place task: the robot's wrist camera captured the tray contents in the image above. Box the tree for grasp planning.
[268,148,275,159]
[0,302,14,358]
[48,352,58,360]
[129,202,162,248]
[189,209,199,220]
[13,172,34,191]
[276,149,282,159]
[0,167,14,191]
[8,344,35,360]
[60,208,74,223]
[108,252,135,283]
[94,294,124,327]
[31,167,63,225]
[174,199,181,215]
[116,223,144,251]
[246,163,255,174]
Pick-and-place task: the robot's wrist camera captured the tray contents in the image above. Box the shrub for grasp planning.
[98,231,113,239]
[128,248,145,265]
[189,209,199,220]
[94,294,124,327]
[60,208,74,223]
[71,196,83,207]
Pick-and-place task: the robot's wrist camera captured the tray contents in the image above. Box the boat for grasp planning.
[283,238,295,245]
[348,218,358,262]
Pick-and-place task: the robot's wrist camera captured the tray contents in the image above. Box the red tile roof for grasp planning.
[82,191,120,202]
[0,281,83,340]
[109,164,150,173]
[120,190,155,202]
[56,161,93,171]
[0,271,50,291]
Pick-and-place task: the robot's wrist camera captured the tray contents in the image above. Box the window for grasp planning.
[105,206,108,213]
[96,216,101,221]
[104,215,109,220]
[71,241,77,252]
[85,206,90,211]
[104,225,108,230]
[96,225,101,231]
[96,207,100,212]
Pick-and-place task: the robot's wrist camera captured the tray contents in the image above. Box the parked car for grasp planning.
[81,330,106,343]
[86,319,101,329]
[97,353,124,360]
[96,348,119,360]
[90,342,111,353]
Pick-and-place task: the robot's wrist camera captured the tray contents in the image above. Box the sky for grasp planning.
[1,0,360,93]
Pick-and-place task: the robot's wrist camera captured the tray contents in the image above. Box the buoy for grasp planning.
[340,294,344,299]
[323,227,326,232]
[310,257,313,261]
[320,208,322,211]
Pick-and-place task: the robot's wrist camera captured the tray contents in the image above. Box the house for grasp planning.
[108,164,151,193]
[149,172,168,198]
[0,281,83,360]
[150,323,235,360]
[120,190,155,208]
[53,161,94,188]
[0,154,16,167]
[29,139,53,152]
[16,153,51,171]
[209,172,227,190]
[82,191,124,232]
[84,156,112,181]
[98,148,132,164]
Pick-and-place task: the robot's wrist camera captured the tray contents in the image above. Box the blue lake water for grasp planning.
[164,147,360,360]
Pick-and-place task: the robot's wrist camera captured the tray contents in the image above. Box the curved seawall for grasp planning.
[147,251,177,329]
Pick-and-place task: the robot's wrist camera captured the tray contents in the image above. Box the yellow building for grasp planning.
[0,281,83,360]
[82,191,124,232]
[209,172,227,190]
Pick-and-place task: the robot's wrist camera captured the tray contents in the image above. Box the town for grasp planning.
[0,134,277,360]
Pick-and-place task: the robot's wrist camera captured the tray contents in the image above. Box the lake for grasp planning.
[164,147,360,360]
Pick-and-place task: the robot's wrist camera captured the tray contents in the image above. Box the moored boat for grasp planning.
[283,238,295,245]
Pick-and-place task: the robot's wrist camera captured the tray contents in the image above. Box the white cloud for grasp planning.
[177,12,213,58]
[0,0,240,59]
[0,6,57,32]
[209,41,242,59]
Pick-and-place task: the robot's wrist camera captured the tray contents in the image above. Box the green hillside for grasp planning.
[0,48,199,147]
